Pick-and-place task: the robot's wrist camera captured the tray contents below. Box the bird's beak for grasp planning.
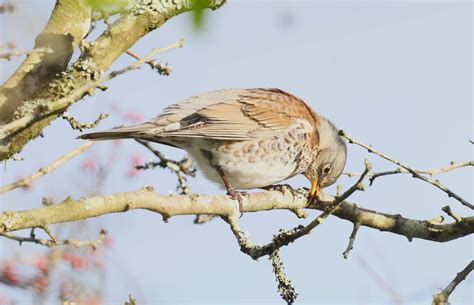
[309,178,321,200]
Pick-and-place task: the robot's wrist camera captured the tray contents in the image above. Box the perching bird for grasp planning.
[79,88,347,206]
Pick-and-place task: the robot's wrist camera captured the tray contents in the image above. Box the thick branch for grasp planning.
[0,0,226,160]
[0,188,472,243]
[0,0,92,121]
[0,41,183,142]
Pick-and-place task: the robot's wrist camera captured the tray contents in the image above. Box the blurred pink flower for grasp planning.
[35,256,48,274]
[1,262,18,285]
[126,153,144,178]
[126,167,139,178]
[131,153,144,165]
[62,252,89,270]
[81,157,96,171]
[123,112,144,123]
[33,275,49,293]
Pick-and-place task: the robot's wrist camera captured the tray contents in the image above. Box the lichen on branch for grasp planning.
[0,0,227,161]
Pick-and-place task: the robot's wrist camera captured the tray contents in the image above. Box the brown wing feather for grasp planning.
[240,88,319,130]
[81,88,320,145]
[158,88,319,143]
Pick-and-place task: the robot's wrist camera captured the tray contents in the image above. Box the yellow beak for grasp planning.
[309,177,321,199]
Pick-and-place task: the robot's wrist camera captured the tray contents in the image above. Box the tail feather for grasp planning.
[78,123,156,141]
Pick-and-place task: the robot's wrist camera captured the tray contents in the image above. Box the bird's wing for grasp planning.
[150,88,320,141]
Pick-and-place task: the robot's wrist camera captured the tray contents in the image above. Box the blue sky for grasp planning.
[1,1,472,304]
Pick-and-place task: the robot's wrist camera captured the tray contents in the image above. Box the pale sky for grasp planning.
[1,1,472,304]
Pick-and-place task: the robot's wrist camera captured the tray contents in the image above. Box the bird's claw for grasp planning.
[262,184,301,198]
[227,188,247,218]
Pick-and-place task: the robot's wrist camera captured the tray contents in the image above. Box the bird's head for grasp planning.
[304,117,347,198]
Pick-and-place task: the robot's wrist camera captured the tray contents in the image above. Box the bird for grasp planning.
[79,88,347,208]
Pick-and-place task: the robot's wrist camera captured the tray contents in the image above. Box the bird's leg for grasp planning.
[215,166,245,216]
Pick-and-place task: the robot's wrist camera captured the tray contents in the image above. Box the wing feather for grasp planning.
[84,88,319,143]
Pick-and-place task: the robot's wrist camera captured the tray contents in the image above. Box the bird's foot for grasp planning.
[226,188,247,218]
[262,184,302,198]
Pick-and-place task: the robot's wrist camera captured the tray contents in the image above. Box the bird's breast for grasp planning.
[182,125,313,190]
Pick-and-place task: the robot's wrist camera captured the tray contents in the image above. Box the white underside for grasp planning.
[184,142,299,190]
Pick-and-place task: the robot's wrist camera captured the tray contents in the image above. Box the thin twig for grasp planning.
[0,228,107,249]
[432,260,474,305]
[61,112,109,132]
[270,250,298,305]
[344,161,473,184]
[124,294,138,305]
[342,220,361,259]
[339,130,473,210]
[0,141,94,195]
[135,139,196,195]
[0,40,184,140]
[441,205,463,223]
[0,47,52,60]
[126,50,172,75]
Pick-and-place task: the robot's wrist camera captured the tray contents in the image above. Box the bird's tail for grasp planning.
[77,123,156,141]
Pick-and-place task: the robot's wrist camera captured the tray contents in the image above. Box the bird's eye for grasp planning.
[323,165,331,175]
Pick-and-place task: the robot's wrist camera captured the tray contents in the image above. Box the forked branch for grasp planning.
[339,130,473,210]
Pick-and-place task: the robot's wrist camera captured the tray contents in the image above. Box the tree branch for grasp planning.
[0,0,227,161]
[135,139,196,195]
[344,161,473,183]
[0,40,184,142]
[0,188,472,243]
[224,160,372,260]
[432,260,474,305]
[270,250,298,305]
[0,47,53,61]
[0,0,92,121]
[339,130,473,210]
[61,112,109,132]
[0,141,94,195]
[342,221,361,259]
[0,228,107,249]
[126,49,172,75]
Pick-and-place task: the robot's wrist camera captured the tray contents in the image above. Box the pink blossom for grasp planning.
[35,256,48,274]
[123,112,144,123]
[62,252,89,269]
[81,157,96,171]
[1,262,18,284]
